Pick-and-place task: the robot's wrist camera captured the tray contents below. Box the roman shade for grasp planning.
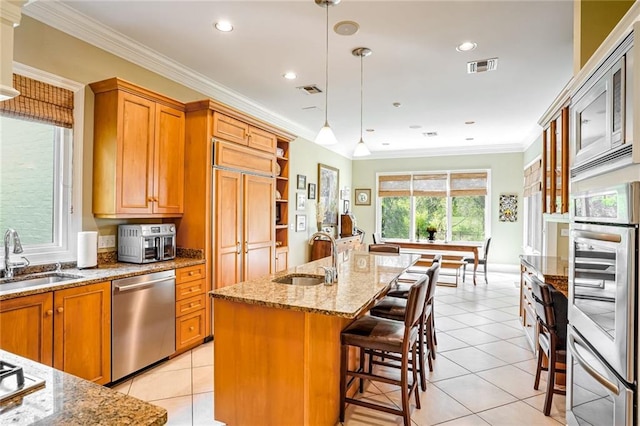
[378,171,488,198]
[378,174,411,197]
[0,74,74,128]
[524,159,542,197]
[413,173,447,197]
[450,172,488,196]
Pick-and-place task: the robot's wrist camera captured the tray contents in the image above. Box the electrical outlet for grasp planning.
[98,235,116,248]
[560,228,570,237]
[290,224,295,231]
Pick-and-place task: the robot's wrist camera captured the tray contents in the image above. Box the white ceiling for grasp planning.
[23,0,574,159]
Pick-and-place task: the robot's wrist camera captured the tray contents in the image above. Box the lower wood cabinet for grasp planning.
[0,281,111,385]
[175,264,206,353]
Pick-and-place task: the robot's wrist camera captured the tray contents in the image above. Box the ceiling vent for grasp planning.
[467,58,498,74]
[297,85,322,95]
[423,132,438,137]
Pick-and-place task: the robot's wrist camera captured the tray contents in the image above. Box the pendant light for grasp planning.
[352,47,372,157]
[314,0,340,146]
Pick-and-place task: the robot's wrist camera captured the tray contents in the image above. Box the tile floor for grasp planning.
[111,269,566,425]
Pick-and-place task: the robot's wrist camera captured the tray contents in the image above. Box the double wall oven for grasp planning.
[568,182,639,425]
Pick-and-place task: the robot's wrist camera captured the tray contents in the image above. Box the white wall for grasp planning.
[352,152,525,266]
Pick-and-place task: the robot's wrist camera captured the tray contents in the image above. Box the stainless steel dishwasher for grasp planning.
[112,269,175,382]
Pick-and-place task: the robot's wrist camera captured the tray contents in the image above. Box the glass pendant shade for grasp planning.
[353,138,371,157]
[315,120,338,145]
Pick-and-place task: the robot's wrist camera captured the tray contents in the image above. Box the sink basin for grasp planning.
[272,274,325,286]
[0,272,84,292]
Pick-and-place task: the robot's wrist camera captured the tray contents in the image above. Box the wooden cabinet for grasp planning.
[53,282,111,385]
[90,78,185,218]
[213,112,277,154]
[0,282,111,385]
[541,106,569,214]
[214,168,275,288]
[310,235,363,261]
[275,247,289,273]
[275,138,290,270]
[0,292,53,366]
[175,264,207,353]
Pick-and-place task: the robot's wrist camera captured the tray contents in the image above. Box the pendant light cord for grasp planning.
[360,53,363,141]
[324,3,329,124]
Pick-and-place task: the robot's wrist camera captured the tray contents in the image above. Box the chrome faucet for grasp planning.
[309,231,338,284]
[3,229,30,278]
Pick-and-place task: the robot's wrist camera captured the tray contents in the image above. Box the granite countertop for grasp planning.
[0,257,205,301]
[520,254,569,297]
[0,350,167,425]
[210,251,421,318]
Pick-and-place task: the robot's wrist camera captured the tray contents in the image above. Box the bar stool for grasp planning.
[531,275,567,416]
[368,243,401,253]
[340,275,428,426]
[368,262,440,391]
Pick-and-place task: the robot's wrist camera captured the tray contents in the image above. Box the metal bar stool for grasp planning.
[339,274,428,426]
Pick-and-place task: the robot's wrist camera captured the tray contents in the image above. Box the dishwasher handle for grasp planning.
[114,277,173,293]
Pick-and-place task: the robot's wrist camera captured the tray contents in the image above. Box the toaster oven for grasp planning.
[118,224,176,264]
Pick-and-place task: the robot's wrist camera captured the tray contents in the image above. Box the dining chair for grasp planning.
[530,275,567,416]
[462,236,491,283]
[368,243,400,253]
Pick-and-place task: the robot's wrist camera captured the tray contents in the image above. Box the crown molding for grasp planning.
[22,0,315,141]
[358,142,524,161]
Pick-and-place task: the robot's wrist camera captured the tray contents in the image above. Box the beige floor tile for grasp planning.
[129,368,192,401]
[512,358,540,375]
[435,317,469,332]
[342,392,406,425]
[192,340,213,367]
[475,340,536,363]
[192,392,224,425]
[524,393,567,423]
[386,386,472,425]
[149,395,192,426]
[426,354,471,383]
[474,323,525,340]
[192,365,214,394]
[433,414,490,425]
[434,303,468,317]
[476,365,545,399]
[447,312,495,327]
[432,332,469,352]
[435,374,517,412]
[451,302,492,312]
[445,327,502,346]
[505,335,534,351]
[477,298,515,309]
[475,309,518,322]
[441,347,507,373]
[150,351,192,374]
[478,400,564,425]
[110,379,131,395]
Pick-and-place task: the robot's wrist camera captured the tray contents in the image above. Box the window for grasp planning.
[377,171,489,242]
[523,158,542,253]
[0,67,83,266]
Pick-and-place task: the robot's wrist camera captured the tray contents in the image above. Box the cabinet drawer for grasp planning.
[176,279,205,301]
[214,140,276,175]
[176,310,205,349]
[177,264,205,284]
[213,112,249,145]
[176,294,206,317]
[248,126,277,154]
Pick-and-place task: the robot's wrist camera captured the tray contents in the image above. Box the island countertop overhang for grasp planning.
[209,252,420,318]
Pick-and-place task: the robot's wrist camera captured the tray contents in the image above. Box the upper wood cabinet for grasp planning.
[213,112,277,154]
[90,78,185,218]
[541,106,569,214]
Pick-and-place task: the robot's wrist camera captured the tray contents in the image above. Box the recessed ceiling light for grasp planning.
[465,121,475,125]
[382,142,390,146]
[366,128,375,132]
[409,125,422,129]
[214,21,234,32]
[466,137,475,141]
[334,20,359,36]
[283,72,297,80]
[392,102,402,108]
[456,41,477,52]
[423,132,438,137]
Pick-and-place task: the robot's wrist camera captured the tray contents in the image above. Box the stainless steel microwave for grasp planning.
[570,33,633,179]
[118,224,176,263]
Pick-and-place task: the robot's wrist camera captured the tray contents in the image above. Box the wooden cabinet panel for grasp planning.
[177,310,205,350]
[248,126,277,153]
[176,264,206,284]
[154,105,185,214]
[176,294,206,317]
[91,78,185,218]
[0,293,53,366]
[213,112,249,145]
[243,174,275,280]
[53,282,111,385]
[176,279,206,301]
[275,247,289,272]
[215,169,243,289]
[214,140,275,175]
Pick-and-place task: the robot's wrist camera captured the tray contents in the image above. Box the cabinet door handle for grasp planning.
[57,307,64,313]
[46,310,53,316]
[236,242,241,254]
[189,326,195,331]
[245,241,248,254]
[148,197,154,202]
[189,271,195,276]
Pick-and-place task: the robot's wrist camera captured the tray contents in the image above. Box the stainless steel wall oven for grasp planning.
[567,182,639,425]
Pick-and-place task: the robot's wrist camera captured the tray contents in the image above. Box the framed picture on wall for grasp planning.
[308,183,316,199]
[355,188,371,206]
[297,174,307,190]
[318,163,339,225]
[296,192,306,211]
[296,214,307,232]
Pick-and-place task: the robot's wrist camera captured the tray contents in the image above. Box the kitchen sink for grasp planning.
[272,274,325,286]
[0,272,84,292]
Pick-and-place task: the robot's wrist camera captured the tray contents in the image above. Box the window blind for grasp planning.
[450,172,488,196]
[523,159,542,197]
[0,74,74,128]
[413,173,447,197]
[378,174,411,197]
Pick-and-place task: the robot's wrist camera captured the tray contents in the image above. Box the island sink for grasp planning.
[272,274,325,286]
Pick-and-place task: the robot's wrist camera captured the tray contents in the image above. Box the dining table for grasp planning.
[387,240,482,285]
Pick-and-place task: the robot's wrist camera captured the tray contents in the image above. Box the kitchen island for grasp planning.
[210,251,420,426]
[0,350,167,425]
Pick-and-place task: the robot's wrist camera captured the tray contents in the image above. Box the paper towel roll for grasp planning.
[77,231,98,268]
